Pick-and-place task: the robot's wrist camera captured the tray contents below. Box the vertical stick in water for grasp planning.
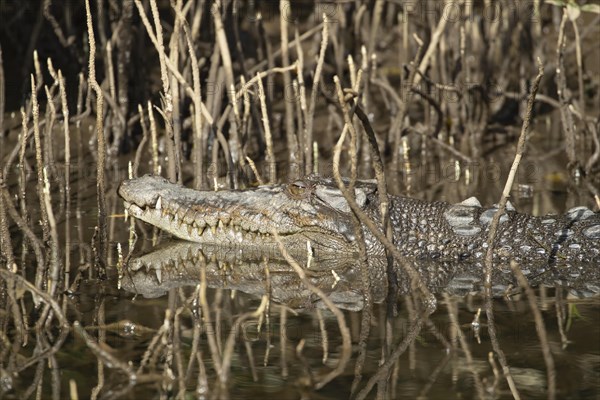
[280,0,300,178]
[85,0,107,278]
[58,71,71,287]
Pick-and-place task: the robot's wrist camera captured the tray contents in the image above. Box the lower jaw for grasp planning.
[128,206,354,257]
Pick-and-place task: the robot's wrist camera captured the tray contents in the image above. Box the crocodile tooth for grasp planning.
[211,225,217,235]
[218,220,224,229]
[205,215,218,229]
[221,213,231,225]
[172,207,183,224]
[155,196,162,210]
[155,268,162,284]
[183,209,196,225]
[197,226,205,236]
[187,224,193,236]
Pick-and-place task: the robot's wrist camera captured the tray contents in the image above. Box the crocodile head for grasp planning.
[118,175,373,258]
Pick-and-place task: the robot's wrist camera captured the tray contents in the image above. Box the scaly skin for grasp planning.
[119,175,600,298]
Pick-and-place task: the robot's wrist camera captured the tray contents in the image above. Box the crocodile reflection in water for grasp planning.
[119,174,600,301]
[122,241,370,310]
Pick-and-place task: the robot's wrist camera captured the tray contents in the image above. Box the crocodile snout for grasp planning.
[118,175,169,208]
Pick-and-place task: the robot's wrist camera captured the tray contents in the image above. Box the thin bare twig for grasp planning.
[510,261,556,400]
[85,0,107,278]
[273,231,351,390]
[483,59,544,400]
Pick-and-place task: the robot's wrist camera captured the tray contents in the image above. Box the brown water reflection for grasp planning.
[2,147,598,399]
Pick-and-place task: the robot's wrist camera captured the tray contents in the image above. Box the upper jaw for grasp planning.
[118,175,359,252]
[119,180,301,245]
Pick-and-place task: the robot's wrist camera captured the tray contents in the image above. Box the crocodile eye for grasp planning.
[288,180,306,194]
[287,180,312,199]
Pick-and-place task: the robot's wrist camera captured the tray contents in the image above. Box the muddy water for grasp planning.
[2,131,598,399]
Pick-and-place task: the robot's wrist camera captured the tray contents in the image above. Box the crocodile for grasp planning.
[118,174,600,300]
